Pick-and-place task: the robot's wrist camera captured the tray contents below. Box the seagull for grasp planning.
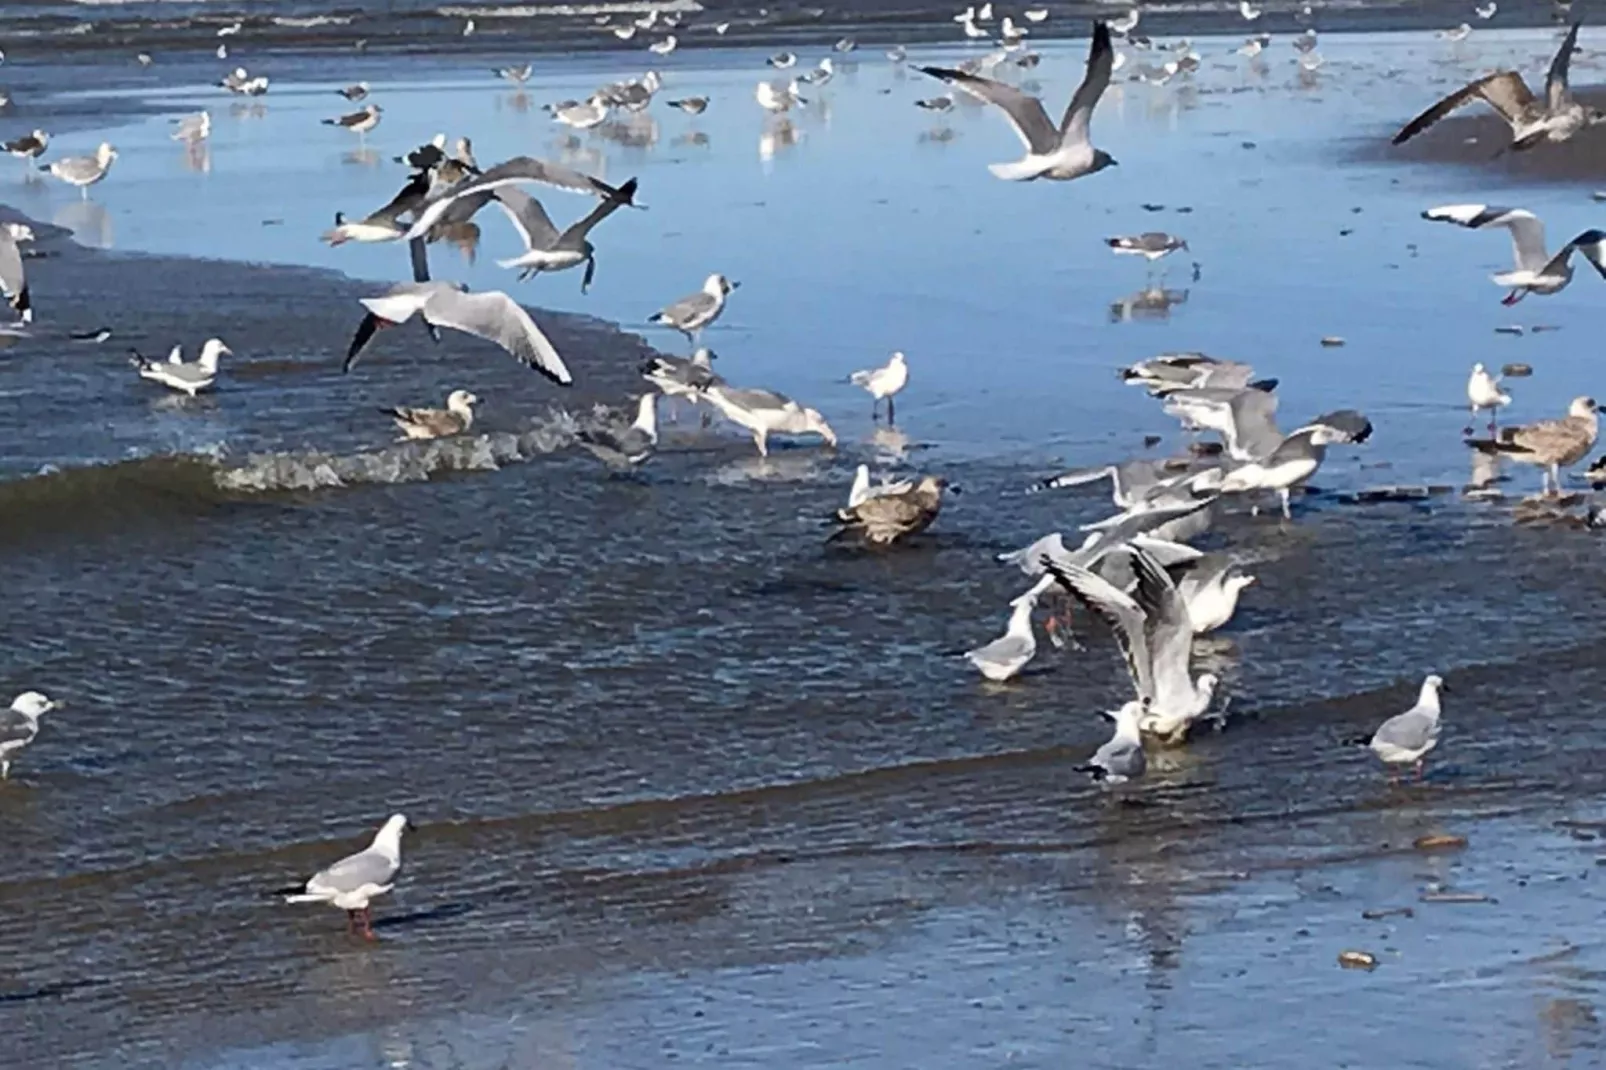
[1475,2,1497,18]
[129,338,231,397]
[830,475,946,546]
[648,35,678,55]
[337,81,370,101]
[1218,417,1373,518]
[1077,701,1147,784]
[1121,353,1265,396]
[0,222,32,322]
[649,273,738,347]
[667,96,709,115]
[1439,22,1473,42]
[402,156,637,243]
[701,383,836,456]
[1240,0,1262,18]
[170,110,211,143]
[917,20,1116,182]
[1024,8,1048,23]
[641,347,722,405]
[1365,675,1446,781]
[1292,28,1319,53]
[1467,362,1511,431]
[3,128,47,166]
[1042,544,1218,745]
[1169,553,1256,634]
[495,64,533,84]
[41,142,117,198]
[768,51,798,69]
[963,591,1039,681]
[1107,232,1189,261]
[834,36,857,52]
[576,393,659,470]
[489,178,637,290]
[383,389,477,440]
[323,104,382,137]
[345,281,572,385]
[1422,204,1606,304]
[1394,23,1602,151]
[1110,8,1140,34]
[551,96,610,129]
[847,463,915,508]
[756,79,805,113]
[1,691,56,780]
[612,24,637,40]
[283,814,411,939]
[1467,395,1599,495]
[849,351,909,422]
[916,94,955,112]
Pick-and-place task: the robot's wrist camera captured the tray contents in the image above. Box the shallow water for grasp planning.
[4,27,1606,1070]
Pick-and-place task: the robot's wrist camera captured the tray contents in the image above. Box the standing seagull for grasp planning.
[41,142,117,198]
[344,281,572,385]
[337,82,370,101]
[170,110,211,144]
[129,338,231,397]
[1107,232,1188,262]
[1421,204,1606,304]
[1392,22,1603,150]
[649,273,738,347]
[1467,362,1511,431]
[0,221,32,322]
[701,383,836,456]
[849,351,910,422]
[963,591,1040,681]
[489,178,637,291]
[0,691,57,780]
[3,129,47,169]
[323,103,382,139]
[916,20,1116,181]
[1365,675,1447,782]
[1042,544,1219,745]
[575,393,658,470]
[1077,701,1147,784]
[1467,395,1598,495]
[283,814,411,939]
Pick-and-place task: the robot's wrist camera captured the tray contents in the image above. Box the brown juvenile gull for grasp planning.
[282,814,411,940]
[1393,22,1603,151]
[383,388,477,440]
[830,475,947,546]
[1468,395,1599,495]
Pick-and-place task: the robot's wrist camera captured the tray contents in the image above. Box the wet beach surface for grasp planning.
[4,19,1606,1070]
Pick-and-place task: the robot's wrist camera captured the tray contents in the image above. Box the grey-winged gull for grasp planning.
[345,281,571,384]
[1364,675,1446,781]
[283,814,412,939]
[1,691,57,779]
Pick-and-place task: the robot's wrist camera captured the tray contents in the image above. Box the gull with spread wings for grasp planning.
[1421,204,1606,304]
[1393,22,1603,151]
[344,281,572,385]
[916,20,1116,181]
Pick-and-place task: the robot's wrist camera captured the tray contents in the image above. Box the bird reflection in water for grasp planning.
[183,141,211,174]
[759,119,801,161]
[343,148,381,168]
[672,130,711,148]
[54,200,111,249]
[1109,286,1189,323]
[597,115,658,149]
[228,102,266,121]
[870,424,910,462]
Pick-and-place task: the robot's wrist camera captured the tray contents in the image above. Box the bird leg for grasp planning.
[346,909,360,935]
[1,759,9,779]
[1414,758,1425,782]
[1279,487,1293,519]
[360,907,377,940]
[753,430,768,457]
[887,396,896,425]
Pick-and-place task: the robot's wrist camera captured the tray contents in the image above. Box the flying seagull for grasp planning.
[345,281,572,384]
[916,20,1116,181]
[1421,204,1606,304]
[489,178,637,290]
[401,156,638,243]
[1393,22,1603,151]
[282,814,411,939]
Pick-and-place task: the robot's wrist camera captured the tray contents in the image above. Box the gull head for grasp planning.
[691,347,717,367]
[1419,673,1448,709]
[3,223,34,243]
[10,691,55,718]
[446,389,479,413]
[802,407,836,446]
[198,338,232,370]
[704,273,738,296]
[96,142,118,164]
[1588,107,1606,127]
[1568,395,1599,419]
[1091,149,1119,173]
[1196,673,1220,702]
[1227,571,1257,596]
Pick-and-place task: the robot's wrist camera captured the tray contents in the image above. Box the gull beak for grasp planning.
[1437,681,1452,695]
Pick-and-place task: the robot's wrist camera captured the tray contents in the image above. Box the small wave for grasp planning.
[436,0,701,18]
[271,14,356,27]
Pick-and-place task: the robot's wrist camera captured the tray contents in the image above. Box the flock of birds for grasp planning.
[0,5,1601,937]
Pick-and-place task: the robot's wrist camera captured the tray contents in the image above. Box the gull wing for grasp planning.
[915,66,1059,153]
[1392,70,1534,145]
[405,157,633,240]
[1040,555,1154,702]
[1423,204,1549,272]
[1547,21,1581,110]
[1551,228,1606,281]
[967,630,1033,666]
[1223,387,1282,460]
[1371,708,1435,752]
[309,847,398,894]
[421,287,573,385]
[654,289,717,326]
[0,229,29,321]
[559,177,639,242]
[491,186,560,250]
[1059,20,1114,146]
[1126,546,1198,712]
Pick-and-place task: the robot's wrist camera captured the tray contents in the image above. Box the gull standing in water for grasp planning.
[702,383,835,456]
[488,178,637,290]
[649,273,738,347]
[1043,544,1218,745]
[1107,232,1188,262]
[830,475,946,546]
[1217,415,1373,519]
[0,221,32,322]
[575,393,658,470]
[1364,675,1446,782]
[383,389,477,440]
[849,351,909,422]
[1393,22,1603,151]
[345,282,572,384]
[1,691,57,780]
[42,142,117,198]
[756,79,805,113]
[1077,701,1146,784]
[551,97,610,129]
[917,20,1115,182]
[283,814,411,939]
[1467,362,1511,431]
[1467,395,1598,495]
[4,129,47,170]
[170,111,211,143]
[322,103,382,139]
[129,338,231,397]
[337,82,370,101]
[1420,204,1606,304]
[963,591,1040,681]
